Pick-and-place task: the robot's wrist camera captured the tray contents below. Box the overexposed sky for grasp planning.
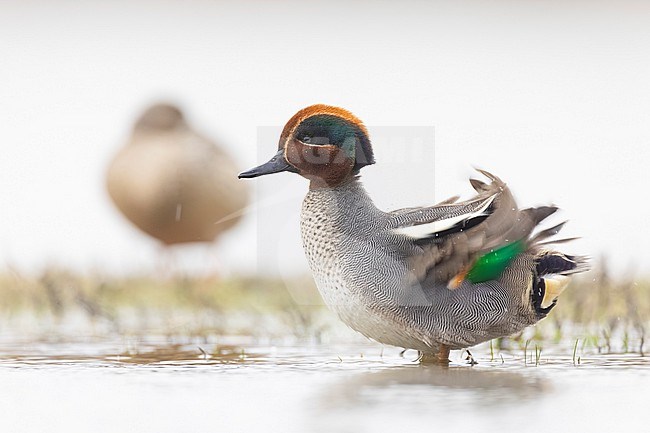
[1,0,649,278]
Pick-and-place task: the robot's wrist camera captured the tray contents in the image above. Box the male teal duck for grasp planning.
[107,103,248,245]
[240,104,589,363]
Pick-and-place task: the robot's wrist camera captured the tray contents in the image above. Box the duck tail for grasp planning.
[528,216,590,277]
[530,249,590,317]
[535,251,591,277]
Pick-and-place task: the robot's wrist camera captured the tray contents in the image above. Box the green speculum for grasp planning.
[466,239,526,283]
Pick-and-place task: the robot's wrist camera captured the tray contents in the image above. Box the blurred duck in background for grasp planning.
[106,103,249,247]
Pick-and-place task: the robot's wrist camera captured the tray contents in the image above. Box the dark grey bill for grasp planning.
[238,149,297,178]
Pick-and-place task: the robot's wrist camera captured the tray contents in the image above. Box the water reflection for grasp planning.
[304,363,547,433]
[1,341,650,433]
[0,342,258,367]
[318,363,547,409]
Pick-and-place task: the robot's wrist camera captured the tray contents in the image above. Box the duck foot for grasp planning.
[419,345,450,365]
[464,349,478,366]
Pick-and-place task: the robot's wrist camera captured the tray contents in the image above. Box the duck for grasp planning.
[107,103,249,245]
[239,104,589,364]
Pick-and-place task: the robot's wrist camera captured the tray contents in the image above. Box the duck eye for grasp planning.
[302,136,311,143]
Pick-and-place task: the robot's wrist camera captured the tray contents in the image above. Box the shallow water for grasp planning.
[0,337,647,433]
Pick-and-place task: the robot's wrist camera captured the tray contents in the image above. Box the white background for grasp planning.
[1,0,648,277]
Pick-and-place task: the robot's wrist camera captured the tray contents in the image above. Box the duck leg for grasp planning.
[420,344,450,365]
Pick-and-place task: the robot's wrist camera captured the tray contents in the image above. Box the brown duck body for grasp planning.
[107,104,248,245]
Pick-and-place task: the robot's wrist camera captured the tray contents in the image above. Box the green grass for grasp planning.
[0,268,329,339]
[0,269,323,313]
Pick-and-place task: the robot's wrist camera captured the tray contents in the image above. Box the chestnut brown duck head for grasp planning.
[239,104,375,188]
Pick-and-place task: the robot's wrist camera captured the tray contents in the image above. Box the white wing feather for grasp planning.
[393,194,496,239]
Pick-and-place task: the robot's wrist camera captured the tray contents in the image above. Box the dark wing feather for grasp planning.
[390,170,557,286]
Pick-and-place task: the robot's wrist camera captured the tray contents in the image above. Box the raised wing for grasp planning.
[390,170,558,288]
